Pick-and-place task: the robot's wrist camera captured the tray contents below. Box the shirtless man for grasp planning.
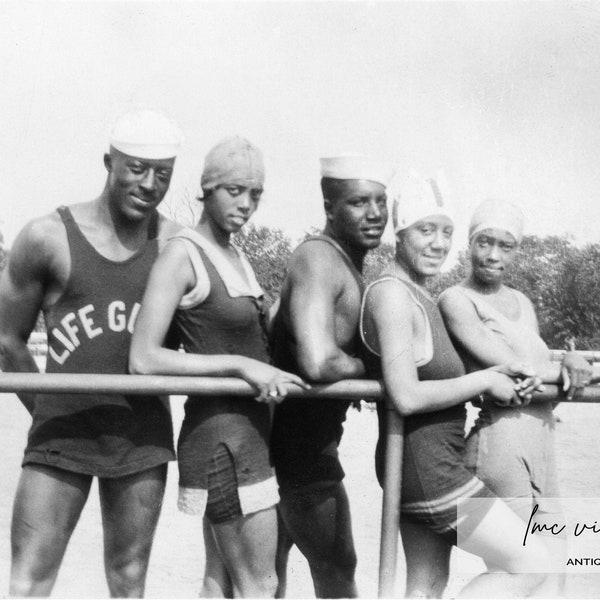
[0,108,183,597]
[439,198,592,595]
[270,154,393,598]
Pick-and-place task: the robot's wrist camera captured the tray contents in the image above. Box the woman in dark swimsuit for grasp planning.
[130,137,307,598]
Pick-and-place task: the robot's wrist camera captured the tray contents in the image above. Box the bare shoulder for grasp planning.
[363,278,418,341]
[438,284,469,313]
[288,239,347,283]
[438,285,484,329]
[292,237,341,263]
[1,211,69,307]
[152,235,197,284]
[142,239,195,304]
[367,276,415,305]
[18,210,65,247]
[10,211,67,271]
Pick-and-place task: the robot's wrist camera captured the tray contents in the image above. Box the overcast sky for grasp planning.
[2,0,600,260]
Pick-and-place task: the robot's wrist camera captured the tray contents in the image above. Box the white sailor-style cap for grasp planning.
[320,153,395,188]
[109,108,184,160]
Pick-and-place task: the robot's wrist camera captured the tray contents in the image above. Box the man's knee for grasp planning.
[10,572,51,598]
[105,555,149,597]
[10,551,62,597]
[9,576,45,598]
[250,574,278,598]
[405,568,449,599]
[313,547,357,576]
[310,560,358,599]
[10,468,91,598]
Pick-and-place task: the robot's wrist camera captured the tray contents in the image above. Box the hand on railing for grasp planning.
[488,362,544,407]
[237,358,311,404]
[561,350,593,402]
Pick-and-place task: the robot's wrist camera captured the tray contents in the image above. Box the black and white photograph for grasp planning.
[1,1,600,598]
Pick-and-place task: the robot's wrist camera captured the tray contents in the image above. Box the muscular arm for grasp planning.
[129,240,249,377]
[0,220,57,413]
[367,282,512,416]
[283,244,364,383]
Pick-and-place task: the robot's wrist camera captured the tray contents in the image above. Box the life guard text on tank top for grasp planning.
[45,206,158,373]
[48,300,141,366]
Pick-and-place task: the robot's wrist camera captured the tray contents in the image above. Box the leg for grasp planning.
[275,508,294,598]
[458,498,550,598]
[278,481,358,598]
[466,412,561,597]
[10,464,92,596]
[501,497,566,598]
[200,516,233,598]
[99,464,167,598]
[210,507,279,598]
[400,518,451,598]
[202,443,278,598]
[530,535,566,599]
[523,506,566,599]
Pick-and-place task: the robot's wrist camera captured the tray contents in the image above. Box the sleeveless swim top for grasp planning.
[453,286,551,369]
[24,206,174,477]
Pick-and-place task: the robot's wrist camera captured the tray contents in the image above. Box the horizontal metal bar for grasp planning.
[0,372,599,402]
[549,349,600,363]
[0,373,383,399]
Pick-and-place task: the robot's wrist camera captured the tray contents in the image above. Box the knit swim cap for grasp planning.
[469,199,524,244]
[201,136,265,192]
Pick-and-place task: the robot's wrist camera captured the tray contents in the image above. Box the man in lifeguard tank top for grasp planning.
[270,154,393,598]
[0,108,183,597]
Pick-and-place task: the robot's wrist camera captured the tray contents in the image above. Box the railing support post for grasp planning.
[378,394,404,598]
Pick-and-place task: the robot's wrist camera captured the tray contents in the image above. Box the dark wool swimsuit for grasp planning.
[24,206,174,478]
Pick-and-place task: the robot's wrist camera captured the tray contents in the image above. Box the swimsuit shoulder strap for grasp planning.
[301,234,364,291]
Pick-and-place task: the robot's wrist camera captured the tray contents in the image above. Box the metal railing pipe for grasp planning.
[0,372,598,400]
[0,373,382,398]
[549,349,600,363]
[378,397,404,598]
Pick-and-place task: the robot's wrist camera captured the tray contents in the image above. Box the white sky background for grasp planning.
[2,0,600,263]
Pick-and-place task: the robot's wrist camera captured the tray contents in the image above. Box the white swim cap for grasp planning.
[469,199,524,244]
[109,108,183,159]
[392,170,454,232]
[320,153,394,188]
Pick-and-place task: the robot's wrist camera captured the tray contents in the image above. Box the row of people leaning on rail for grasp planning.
[0,107,592,599]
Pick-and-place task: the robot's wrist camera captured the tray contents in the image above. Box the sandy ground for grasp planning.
[0,395,385,599]
[1,393,600,598]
